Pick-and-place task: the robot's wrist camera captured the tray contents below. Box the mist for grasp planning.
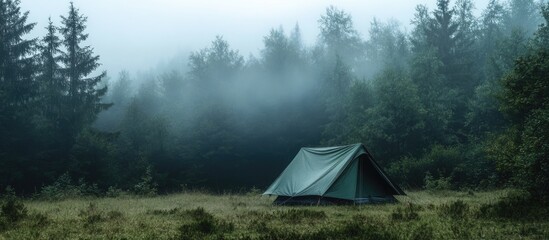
[21,0,491,75]
[2,0,548,196]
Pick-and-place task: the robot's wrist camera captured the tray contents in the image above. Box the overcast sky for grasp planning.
[21,0,490,76]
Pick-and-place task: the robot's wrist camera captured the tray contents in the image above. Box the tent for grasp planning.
[263,143,405,205]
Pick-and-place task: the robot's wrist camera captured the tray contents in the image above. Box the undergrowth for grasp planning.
[0,190,547,239]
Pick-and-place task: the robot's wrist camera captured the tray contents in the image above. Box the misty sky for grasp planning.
[21,0,490,77]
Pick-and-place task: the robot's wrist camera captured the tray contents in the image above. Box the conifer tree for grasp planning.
[59,2,109,139]
[0,0,37,190]
[37,18,63,126]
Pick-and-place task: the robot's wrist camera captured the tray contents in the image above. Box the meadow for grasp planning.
[0,189,548,239]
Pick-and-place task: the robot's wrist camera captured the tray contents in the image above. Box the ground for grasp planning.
[1,190,548,239]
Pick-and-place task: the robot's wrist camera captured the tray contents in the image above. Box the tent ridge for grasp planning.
[319,144,364,196]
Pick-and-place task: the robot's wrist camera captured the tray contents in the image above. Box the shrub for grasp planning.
[1,198,28,223]
[37,173,100,200]
[133,166,157,196]
[389,145,461,188]
[438,200,470,219]
[177,207,234,239]
[247,186,262,196]
[105,186,127,198]
[477,190,536,219]
[0,196,27,231]
[424,172,452,191]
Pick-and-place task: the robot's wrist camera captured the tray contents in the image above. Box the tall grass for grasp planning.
[0,189,547,239]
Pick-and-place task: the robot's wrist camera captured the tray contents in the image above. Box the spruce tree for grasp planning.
[0,0,37,190]
[37,18,63,127]
[59,2,109,139]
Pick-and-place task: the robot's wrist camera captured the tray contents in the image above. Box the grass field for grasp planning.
[1,189,548,239]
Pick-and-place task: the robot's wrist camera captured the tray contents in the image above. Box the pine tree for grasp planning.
[506,0,542,35]
[59,2,109,139]
[0,0,37,190]
[37,18,63,127]
[410,4,454,145]
[0,0,36,109]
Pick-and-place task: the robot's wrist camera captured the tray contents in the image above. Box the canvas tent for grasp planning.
[263,143,405,205]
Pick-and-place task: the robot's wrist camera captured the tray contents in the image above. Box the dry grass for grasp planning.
[0,189,548,239]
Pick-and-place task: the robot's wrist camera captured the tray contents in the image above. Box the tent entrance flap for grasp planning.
[324,158,358,200]
[356,155,397,198]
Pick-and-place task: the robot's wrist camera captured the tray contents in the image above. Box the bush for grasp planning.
[106,186,127,198]
[438,200,470,219]
[1,198,28,223]
[424,172,452,191]
[477,190,537,219]
[133,166,157,196]
[38,173,100,200]
[177,207,234,239]
[388,145,461,188]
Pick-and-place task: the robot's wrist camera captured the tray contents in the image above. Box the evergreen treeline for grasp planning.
[1,0,548,202]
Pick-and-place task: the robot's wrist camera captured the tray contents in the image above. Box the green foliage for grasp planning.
[177,207,234,239]
[424,173,452,191]
[69,129,115,189]
[0,0,547,197]
[105,186,127,198]
[491,5,549,201]
[477,190,536,219]
[1,190,549,239]
[389,145,460,188]
[59,2,110,137]
[132,166,158,196]
[0,198,27,224]
[37,173,99,200]
[361,69,426,164]
[318,6,363,64]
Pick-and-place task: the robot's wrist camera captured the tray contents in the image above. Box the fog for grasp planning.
[3,0,545,193]
[22,0,490,75]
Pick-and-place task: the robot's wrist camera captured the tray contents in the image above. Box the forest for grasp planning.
[0,0,548,205]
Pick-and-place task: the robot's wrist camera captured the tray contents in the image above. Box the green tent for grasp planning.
[263,143,405,205]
